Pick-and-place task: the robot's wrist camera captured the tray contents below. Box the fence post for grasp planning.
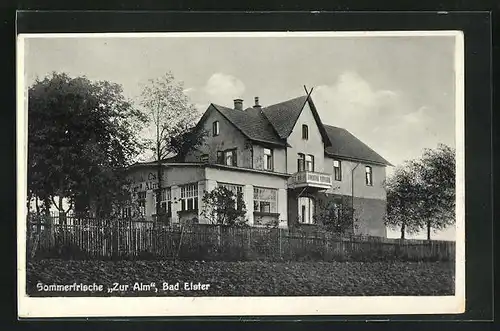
[217,225,222,251]
[111,221,119,259]
[278,227,282,259]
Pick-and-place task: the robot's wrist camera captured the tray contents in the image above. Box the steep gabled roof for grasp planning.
[261,96,308,139]
[194,94,390,167]
[261,95,331,146]
[211,104,286,146]
[324,124,392,166]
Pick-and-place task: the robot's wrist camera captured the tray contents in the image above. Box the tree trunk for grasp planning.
[156,141,163,219]
[155,110,163,219]
[400,222,406,239]
[58,195,66,225]
[43,197,50,216]
[35,196,40,215]
[427,219,431,240]
[27,193,32,213]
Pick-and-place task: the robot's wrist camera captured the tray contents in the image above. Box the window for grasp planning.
[297,153,305,172]
[305,154,314,171]
[298,197,315,224]
[333,160,342,181]
[200,154,208,162]
[153,188,172,216]
[302,124,309,140]
[224,149,237,166]
[253,187,278,213]
[212,121,220,136]
[218,183,244,210]
[365,166,373,186]
[122,206,132,218]
[263,148,273,170]
[180,183,198,211]
[136,191,146,216]
[216,151,224,164]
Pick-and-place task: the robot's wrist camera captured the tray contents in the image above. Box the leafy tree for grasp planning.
[201,187,247,226]
[414,144,456,240]
[139,72,206,216]
[313,198,355,235]
[385,144,455,240]
[384,162,424,239]
[28,72,146,218]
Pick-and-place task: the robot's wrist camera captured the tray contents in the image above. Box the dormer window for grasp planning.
[213,121,220,136]
[302,124,309,140]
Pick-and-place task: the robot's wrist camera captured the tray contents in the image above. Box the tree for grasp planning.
[414,144,456,240]
[28,72,146,218]
[385,144,455,240]
[313,197,356,235]
[139,72,206,216]
[201,187,247,226]
[384,162,425,239]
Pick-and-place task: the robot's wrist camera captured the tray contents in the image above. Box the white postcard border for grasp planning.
[17,30,465,318]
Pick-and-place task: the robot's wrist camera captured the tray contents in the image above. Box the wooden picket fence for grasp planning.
[26,214,455,262]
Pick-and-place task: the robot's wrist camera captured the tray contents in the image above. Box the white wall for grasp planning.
[184,107,253,168]
[252,144,287,173]
[286,102,325,174]
[127,162,293,226]
[324,156,387,200]
[205,167,288,224]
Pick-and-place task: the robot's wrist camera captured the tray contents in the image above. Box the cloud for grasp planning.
[183,87,196,94]
[313,71,444,167]
[204,73,245,106]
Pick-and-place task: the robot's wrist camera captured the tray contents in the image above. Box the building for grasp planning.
[126,94,392,236]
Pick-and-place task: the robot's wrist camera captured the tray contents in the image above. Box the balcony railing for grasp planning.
[288,171,332,189]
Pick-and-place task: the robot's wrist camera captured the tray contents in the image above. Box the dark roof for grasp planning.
[323,124,392,166]
[261,96,308,138]
[212,104,286,146]
[196,95,390,167]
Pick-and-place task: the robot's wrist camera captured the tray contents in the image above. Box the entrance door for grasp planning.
[298,197,315,224]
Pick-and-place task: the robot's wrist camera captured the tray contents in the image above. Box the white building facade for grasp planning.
[126,94,392,236]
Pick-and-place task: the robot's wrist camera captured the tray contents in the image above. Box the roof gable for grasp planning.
[199,104,286,146]
[262,95,331,146]
[261,96,307,139]
[194,95,390,166]
[324,124,392,166]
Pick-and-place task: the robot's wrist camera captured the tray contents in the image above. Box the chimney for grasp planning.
[233,99,243,111]
[253,96,261,109]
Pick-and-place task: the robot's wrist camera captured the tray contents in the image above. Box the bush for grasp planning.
[36,242,89,260]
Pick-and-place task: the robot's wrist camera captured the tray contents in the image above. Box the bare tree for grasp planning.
[140,72,205,217]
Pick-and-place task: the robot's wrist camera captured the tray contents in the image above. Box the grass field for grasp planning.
[26,259,455,296]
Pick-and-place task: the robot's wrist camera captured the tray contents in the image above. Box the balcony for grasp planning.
[288,171,332,190]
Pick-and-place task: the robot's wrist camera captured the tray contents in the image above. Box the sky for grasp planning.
[23,33,459,240]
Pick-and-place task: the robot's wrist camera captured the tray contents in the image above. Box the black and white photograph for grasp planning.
[17,31,465,317]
